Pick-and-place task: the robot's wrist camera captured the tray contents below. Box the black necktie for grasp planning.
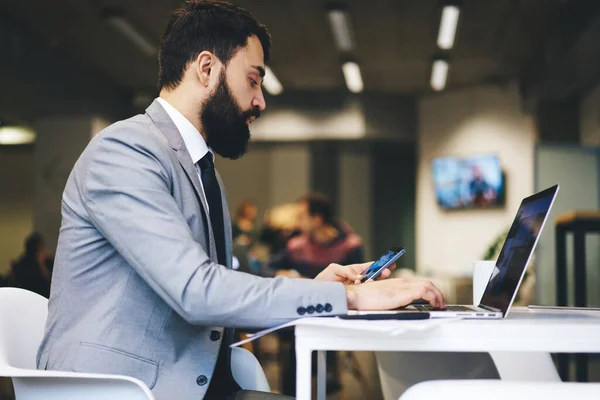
[198,152,226,266]
[197,152,240,397]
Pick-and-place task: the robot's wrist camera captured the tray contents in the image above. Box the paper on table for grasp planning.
[231,317,459,347]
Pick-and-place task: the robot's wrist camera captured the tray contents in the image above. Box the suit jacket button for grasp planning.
[210,330,221,341]
[324,303,333,312]
[297,307,306,315]
[316,304,324,313]
[196,375,208,386]
[307,305,315,314]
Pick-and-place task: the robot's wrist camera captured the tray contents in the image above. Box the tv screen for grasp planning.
[432,154,504,210]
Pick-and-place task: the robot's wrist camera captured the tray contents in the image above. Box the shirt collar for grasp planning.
[156,97,211,164]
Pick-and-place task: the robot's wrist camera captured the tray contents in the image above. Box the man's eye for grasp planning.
[250,79,258,86]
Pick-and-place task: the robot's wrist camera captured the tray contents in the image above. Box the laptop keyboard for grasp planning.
[414,305,476,312]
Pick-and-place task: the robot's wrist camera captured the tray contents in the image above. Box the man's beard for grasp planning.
[200,71,259,160]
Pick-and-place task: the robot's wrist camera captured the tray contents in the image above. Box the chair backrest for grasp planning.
[0,288,155,399]
[0,287,268,398]
[0,287,48,371]
[231,347,270,392]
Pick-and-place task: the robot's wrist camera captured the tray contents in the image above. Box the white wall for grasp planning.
[417,83,536,276]
[34,117,95,250]
[216,146,272,223]
[217,143,310,222]
[535,146,600,306]
[251,92,416,142]
[339,149,373,259]
[269,144,310,206]
[580,82,600,147]
[0,147,34,274]
[251,99,365,141]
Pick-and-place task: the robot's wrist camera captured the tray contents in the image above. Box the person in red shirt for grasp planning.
[269,193,364,395]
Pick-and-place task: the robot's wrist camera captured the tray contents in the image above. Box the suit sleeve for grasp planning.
[81,129,348,328]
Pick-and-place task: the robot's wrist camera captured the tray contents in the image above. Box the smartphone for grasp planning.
[361,246,405,283]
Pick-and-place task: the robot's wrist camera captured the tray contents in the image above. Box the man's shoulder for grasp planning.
[72,113,175,193]
[94,114,166,148]
[84,113,173,164]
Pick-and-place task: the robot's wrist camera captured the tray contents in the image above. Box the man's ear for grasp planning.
[195,51,214,87]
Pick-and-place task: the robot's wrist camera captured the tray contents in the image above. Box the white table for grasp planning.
[294,307,600,400]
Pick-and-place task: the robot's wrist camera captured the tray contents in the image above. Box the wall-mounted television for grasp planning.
[432,154,505,210]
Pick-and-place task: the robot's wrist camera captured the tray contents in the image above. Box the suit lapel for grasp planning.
[145,99,217,261]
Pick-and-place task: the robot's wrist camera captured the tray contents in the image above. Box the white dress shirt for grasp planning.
[156,97,212,209]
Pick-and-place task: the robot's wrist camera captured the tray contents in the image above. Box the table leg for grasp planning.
[317,350,327,400]
[574,228,587,308]
[555,226,567,306]
[489,352,560,381]
[555,226,568,380]
[295,340,312,400]
[574,228,589,382]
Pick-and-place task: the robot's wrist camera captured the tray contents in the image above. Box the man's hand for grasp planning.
[314,262,395,284]
[345,278,446,310]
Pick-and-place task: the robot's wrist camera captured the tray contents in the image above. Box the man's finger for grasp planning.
[355,262,373,274]
[337,265,362,282]
[416,288,438,308]
[418,280,445,308]
[375,268,392,280]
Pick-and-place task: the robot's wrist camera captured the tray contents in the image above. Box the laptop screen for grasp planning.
[479,185,558,314]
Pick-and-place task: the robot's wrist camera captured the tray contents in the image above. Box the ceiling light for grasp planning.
[342,61,364,93]
[437,5,460,49]
[0,126,36,145]
[327,8,354,52]
[263,66,283,95]
[430,59,449,91]
[105,13,157,57]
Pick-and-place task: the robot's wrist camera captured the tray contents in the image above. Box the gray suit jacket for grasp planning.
[37,100,348,399]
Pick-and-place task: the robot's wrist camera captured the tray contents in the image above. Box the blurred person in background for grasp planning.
[269,193,365,396]
[232,199,259,249]
[258,202,302,257]
[270,193,364,279]
[10,232,53,298]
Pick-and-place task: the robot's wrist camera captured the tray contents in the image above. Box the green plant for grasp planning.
[483,228,509,261]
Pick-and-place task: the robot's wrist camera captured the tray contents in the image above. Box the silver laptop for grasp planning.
[407,184,560,319]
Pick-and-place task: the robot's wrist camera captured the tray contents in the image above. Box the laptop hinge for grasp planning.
[480,304,502,313]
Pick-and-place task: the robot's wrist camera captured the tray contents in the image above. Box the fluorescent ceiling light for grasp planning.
[106,15,157,56]
[437,5,460,50]
[328,9,354,52]
[430,59,449,91]
[342,61,364,93]
[0,126,36,145]
[263,66,283,95]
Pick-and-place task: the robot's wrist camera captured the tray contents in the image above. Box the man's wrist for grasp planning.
[345,285,359,310]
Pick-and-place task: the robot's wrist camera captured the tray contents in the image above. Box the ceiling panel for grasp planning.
[0,0,571,95]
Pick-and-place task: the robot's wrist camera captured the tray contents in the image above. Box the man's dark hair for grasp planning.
[158,0,271,91]
[299,193,334,225]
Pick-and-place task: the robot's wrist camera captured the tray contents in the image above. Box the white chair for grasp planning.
[398,380,600,400]
[0,287,269,399]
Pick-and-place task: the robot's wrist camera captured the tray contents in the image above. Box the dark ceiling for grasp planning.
[1,0,599,123]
